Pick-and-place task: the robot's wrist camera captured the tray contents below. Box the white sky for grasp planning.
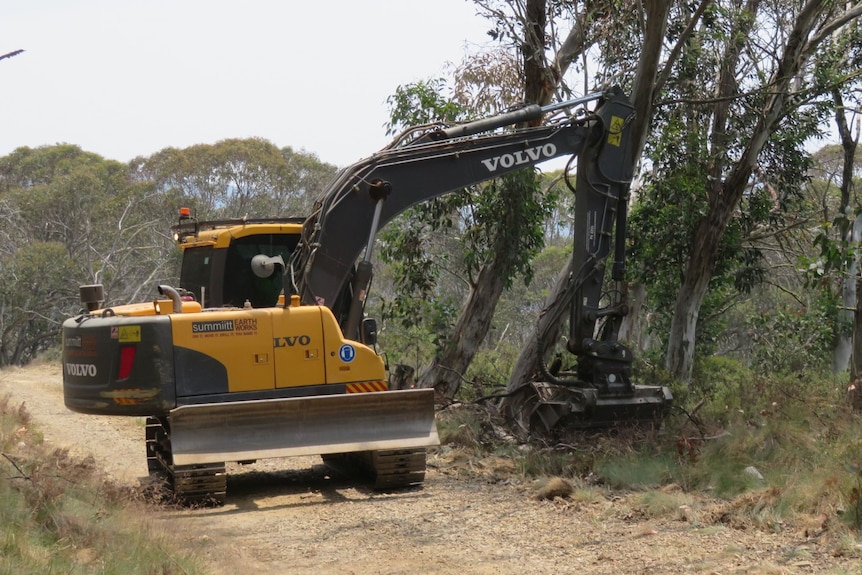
[1,1,490,167]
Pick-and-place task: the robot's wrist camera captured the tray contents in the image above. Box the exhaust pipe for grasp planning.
[157,285,183,313]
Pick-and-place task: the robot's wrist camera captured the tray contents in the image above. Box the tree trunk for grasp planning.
[664,221,721,379]
[417,250,510,396]
[832,87,860,375]
[835,214,862,373]
[505,256,574,393]
[522,0,551,107]
[618,282,647,350]
[852,275,862,410]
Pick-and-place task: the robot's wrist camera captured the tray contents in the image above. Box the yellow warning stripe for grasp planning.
[345,381,389,393]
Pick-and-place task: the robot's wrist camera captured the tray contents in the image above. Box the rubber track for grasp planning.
[324,448,427,489]
[145,417,226,506]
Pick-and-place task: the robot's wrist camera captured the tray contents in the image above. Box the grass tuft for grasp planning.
[595,452,677,490]
[0,393,207,575]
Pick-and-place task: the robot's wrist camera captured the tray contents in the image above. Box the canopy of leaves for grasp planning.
[0,140,336,366]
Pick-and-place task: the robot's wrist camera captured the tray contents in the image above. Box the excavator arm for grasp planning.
[292,86,671,431]
[293,88,635,338]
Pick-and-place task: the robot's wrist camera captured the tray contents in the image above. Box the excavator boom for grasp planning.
[294,89,635,317]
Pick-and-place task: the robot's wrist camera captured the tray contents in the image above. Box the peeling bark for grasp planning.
[417,249,510,396]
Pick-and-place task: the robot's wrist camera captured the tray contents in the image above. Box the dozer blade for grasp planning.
[168,389,439,466]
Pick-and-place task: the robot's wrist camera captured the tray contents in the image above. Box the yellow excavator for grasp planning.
[62,87,671,504]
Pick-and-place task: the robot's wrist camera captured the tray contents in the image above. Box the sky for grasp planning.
[1,1,491,167]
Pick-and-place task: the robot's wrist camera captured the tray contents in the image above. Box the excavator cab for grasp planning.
[172,213,304,308]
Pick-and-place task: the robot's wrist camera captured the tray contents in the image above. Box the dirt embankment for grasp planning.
[1,363,858,574]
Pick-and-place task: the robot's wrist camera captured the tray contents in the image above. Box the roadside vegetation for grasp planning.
[0,393,205,575]
[2,355,861,572]
[435,356,862,558]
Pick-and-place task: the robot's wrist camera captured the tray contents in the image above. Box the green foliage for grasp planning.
[595,453,677,490]
[458,345,520,402]
[384,78,464,135]
[689,356,753,422]
[133,138,335,219]
[0,141,336,368]
[653,370,858,531]
[378,79,558,379]
[492,243,572,347]
[0,145,176,366]
[479,169,555,288]
[0,243,79,365]
[626,0,850,382]
[688,350,841,433]
[376,316,447,373]
[377,193,470,335]
[377,80,471,342]
[0,144,95,193]
[628,130,749,359]
[805,206,862,291]
[630,88,826,369]
[746,297,836,374]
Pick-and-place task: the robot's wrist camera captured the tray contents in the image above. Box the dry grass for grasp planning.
[0,394,205,575]
[434,368,862,557]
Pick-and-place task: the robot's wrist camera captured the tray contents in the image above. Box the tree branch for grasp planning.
[2,453,30,480]
[804,3,862,53]
[654,0,714,95]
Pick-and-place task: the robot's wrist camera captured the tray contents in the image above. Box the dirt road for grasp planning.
[1,363,857,574]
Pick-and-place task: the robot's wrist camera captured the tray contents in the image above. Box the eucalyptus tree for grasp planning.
[281,147,339,216]
[0,145,168,365]
[806,78,862,376]
[490,0,674,410]
[0,241,79,365]
[374,80,472,371]
[375,82,473,371]
[647,1,862,381]
[483,1,862,396]
[131,138,335,220]
[822,29,862,376]
[385,0,678,401]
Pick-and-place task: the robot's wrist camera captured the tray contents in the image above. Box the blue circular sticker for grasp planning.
[339,344,356,363]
